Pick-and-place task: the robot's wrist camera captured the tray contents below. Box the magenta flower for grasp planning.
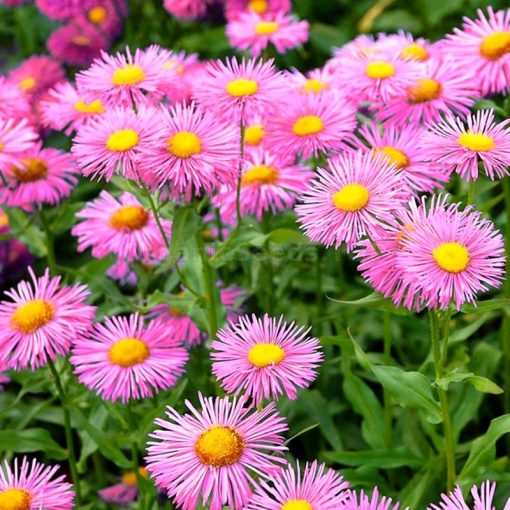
[296,151,408,252]
[157,49,200,104]
[162,0,214,19]
[71,313,188,403]
[444,7,510,95]
[215,149,313,222]
[35,0,79,19]
[428,481,510,510]
[422,109,510,180]
[225,0,291,20]
[138,102,239,200]
[99,467,148,505]
[72,191,171,261]
[0,267,95,370]
[0,117,39,172]
[227,10,309,58]
[340,488,403,510]
[0,144,79,209]
[76,45,169,107]
[248,461,349,510]
[193,57,287,123]
[146,393,288,510]
[79,0,126,37]
[0,457,74,509]
[377,31,437,62]
[71,106,155,181]
[212,314,322,405]
[265,91,357,159]
[287,67,338,97]
[0,77,31,121]
[397,201,505,310]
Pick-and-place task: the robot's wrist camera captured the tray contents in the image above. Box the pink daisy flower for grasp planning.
[428,481,510,510]
[330,34,380,62]
[287,67,338,96]
[72,190,171,261]
[212,314,322,405]
[40,81,106,135]
[397,201,505,310]
[146,392,288,510]
[76,45,169,106]
[71,106,154,181]
[79,0,125,37]
[150,304,203,347]
[348,122,448,194]
[158,49,200,104]
[227,11,309,58]
[243,115,268,150]
[225,0,291,19]
[0,267,95,370]
[35,0,79,19]
[71,313,188,403]
[0,118,39,173]
[0,77,31,121]
[0,457,74,509]
[444,7,510,95]
[0,144,79,209]
[47,20,110,67]
[99,467,148,505]
[376,31,436,62]
[137,102,239,200]
[192,57,287,123]
[295,151,407,252]
[162,0,213,19]
[377,58,479,126]
[9,55,65,100]
[214,149,313,222]
[248,461,349,510]
[421,109,510,180]
[265,92,357,159]
[336,54,420,105]
[340,488,404,510]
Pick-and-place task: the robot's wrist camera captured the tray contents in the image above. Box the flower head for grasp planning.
[0,267,95,370]
[225,0,291,20]
[71,313,188,402]
[99,467,148,504]
[80,0,125,37]
[0,77,31,121]
[212,314,322,405]
[248,461,349,510]
[193,57,287,123]
[421,109,510,180]
[72,190,171,261]
[0,118,39,172]
[163,0,214,19]
[35,0,79,19]
[0,457,74,510]
[146,392,288,510]
[340,488,404,510]
[296,151,407,252]
[428,481,510,510]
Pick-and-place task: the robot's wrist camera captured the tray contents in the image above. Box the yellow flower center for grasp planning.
[121,467,149,487]
[225,78,259,97]
[20,76,35,91]
[395,224,415,248]
[377,146,409,169]
[244,124,265,146]
[106,129,139,152]
[458,132,495,152]
[255,21,279,35]
[109,338,150,367]
[248,0,268,14]
[247,343,285,367]
[0,142,4,152]
[400,43,429,61]
[480,31,510,60]
[432,242,470,273]
[71,35,91,46]
[408,78,442,103]
[281,500,313,510]
[112,64,146,86]
[292,115,324,136]
[242,165,279,186]
[11,299,55,334]
[0,489,32,510]
[195,425,244,467]
[12,158,48,183]
[332,183,370,212]
[161,59,185,75]
[167,131,202,158]
[88,5,108,24]
[74,98,105,114]
[109,205,149,230]
[365,61,395,79]
[303,78,329,94]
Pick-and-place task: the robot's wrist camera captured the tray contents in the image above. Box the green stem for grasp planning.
[196,232,219,339]
[140,183,170,248]
[429,311,456,491]
[383,311,392,448]
[502,179,510,430]
[235,116,245,229]
[47,359,82,504]
[125,403,147,510]
[38,209,57,275]
[467,180,476,205]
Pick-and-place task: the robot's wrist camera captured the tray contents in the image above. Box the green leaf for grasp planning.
[209,227,267,268]
[323,447,424,469]
[461,299,510,314]
[372,366,442,424]
[467,375,503,395]
[0,428,67,459]
[459,414,510,484]
[168,205,199,267]
[328,292,410,316]
[267,228,310,244]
